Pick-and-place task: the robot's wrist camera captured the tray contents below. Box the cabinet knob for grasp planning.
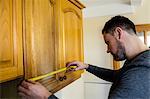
[63,75,67,80]
[59,75,67,81]
[59,77,64,81]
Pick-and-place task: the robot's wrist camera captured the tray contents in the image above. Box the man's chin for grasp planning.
[114,58,120,61]
[113,57,125,61]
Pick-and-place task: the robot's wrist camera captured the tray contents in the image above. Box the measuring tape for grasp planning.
[28,66,76,81]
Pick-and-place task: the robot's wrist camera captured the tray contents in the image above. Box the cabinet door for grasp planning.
[63,0,84,65]
[23,0,85,93]
[0,0,23,82]
[59,0,84,77]
[23,0,57,79]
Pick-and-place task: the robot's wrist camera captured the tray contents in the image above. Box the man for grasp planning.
[18,16,150,99]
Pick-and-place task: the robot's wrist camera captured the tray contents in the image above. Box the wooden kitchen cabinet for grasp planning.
[0,0,85,93]
[23,0,85,92]
[0,0,23,82]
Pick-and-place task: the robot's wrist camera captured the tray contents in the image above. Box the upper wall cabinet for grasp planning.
[23,0,85,92]
[0,0,85,92]
[0,0,23,82]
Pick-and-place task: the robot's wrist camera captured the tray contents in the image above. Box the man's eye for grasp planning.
[107,41,109,45]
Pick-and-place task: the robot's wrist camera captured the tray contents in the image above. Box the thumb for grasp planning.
[75,66,83,71]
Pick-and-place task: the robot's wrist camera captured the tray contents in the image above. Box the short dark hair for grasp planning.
[102,15,136,35]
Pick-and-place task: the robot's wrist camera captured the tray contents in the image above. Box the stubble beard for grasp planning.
[113,40,126,61]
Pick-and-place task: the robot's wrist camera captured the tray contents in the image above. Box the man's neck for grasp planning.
[125,36,149,60]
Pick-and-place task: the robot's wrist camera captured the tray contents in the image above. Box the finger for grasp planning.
[18,92,29,99]
[66,61,77,67]
[18,86,29,95]
[21,80,35,88]
[18,92,26,97]
[20,81,29,89]
[26,79,36,84]
[67,67,76,72]
[34,81,42,86]
[27,80,42,87]
[66,62,70,67]
[66,61,78,67]
[75,66,83,71]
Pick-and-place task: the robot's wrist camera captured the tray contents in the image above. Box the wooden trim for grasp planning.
[39,70,83,93]
[143,31,147,45]
[135,24,150,32]
[136,24,150,46]
[113,60,120,70]
[69,0,85,9]
[63,8,81,19]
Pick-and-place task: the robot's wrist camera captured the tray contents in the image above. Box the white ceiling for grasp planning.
[80,0,144,18]
[81,0,130,7]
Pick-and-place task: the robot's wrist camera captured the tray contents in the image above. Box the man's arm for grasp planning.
[66,61,119,82]
[48,95,59,99]
[18,80,59,99]
[86,65,119,82]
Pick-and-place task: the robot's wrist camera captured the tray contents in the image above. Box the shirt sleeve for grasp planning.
[86,64,119,82]
[48,95,59,99]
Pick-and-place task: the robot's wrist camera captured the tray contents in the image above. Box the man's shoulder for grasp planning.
[112,66,150,99]
[125,49,150,68]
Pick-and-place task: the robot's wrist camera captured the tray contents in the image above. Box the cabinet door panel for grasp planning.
[64,11,82,61]
[24,0,56,78]
[61,0,84,67]
[0,0,23,82]
[0,0,13,67]
[56,0,84,81]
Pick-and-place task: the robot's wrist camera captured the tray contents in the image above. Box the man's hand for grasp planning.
[66,61,89,71]
[18,80,52,99]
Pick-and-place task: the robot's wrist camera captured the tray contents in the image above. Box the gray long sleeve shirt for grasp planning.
[86,50,150,99]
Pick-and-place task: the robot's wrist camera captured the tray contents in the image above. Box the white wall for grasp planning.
[85,83,111,99]
[55,77,84,99]
[83,0,150,99]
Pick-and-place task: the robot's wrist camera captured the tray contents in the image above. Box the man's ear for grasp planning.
[114,27,123,40]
